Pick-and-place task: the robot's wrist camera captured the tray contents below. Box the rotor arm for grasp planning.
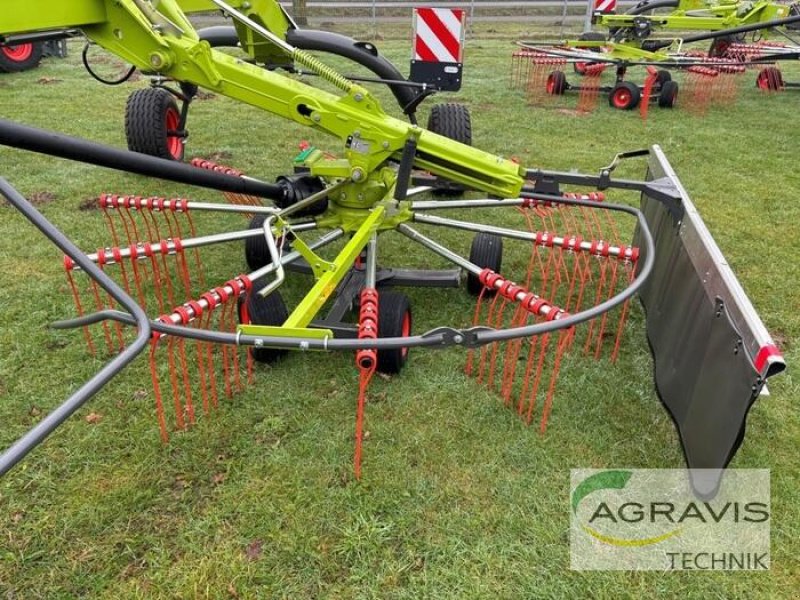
[1,0,525,199]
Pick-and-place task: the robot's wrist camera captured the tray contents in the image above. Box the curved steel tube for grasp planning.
[53,194,655,352]
[0,179,152,476]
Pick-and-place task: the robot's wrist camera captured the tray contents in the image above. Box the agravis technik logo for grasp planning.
[570,469,770,570]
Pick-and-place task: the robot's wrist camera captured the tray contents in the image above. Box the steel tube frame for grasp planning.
[413,212,634,260]
[0,179,152,476]
[80,222,319,266]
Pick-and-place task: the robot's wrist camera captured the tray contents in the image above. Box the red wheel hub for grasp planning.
[612,89,631,109]
[164,106,183,160]
[2,43,34,62]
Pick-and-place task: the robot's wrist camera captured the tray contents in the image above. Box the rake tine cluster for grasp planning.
[465,193,637,430]
[525,57,567,107]
[683,66,719,115]
[60,183,302,439]
[510,50,552,89]
[150,274,254,441]
[353,287,378,479]
[64,193,207,355]
[577,64,607,114]
[413,191,638,432]
[640,66,664,121]
[723,41,790,61]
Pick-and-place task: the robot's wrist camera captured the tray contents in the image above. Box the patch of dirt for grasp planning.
[120,557,148,580]
[195,90,216,100]
[770,329,791,351]
[244,539,263,561]
[37,77,62,85]
[203,150,233,162]
[28,191,58,206]
[78,196,99,211]
[556,108,590,117]
[85,412,103,424]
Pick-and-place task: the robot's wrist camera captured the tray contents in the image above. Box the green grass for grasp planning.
[0,32,798,599]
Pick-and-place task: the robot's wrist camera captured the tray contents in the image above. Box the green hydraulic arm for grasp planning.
[0,0,524,337]
[594,0,792,40]
[0,0,523,200]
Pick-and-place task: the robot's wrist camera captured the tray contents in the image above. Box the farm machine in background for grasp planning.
[0,0,785,497]
[512,0,800,114]
[0,29,75,73]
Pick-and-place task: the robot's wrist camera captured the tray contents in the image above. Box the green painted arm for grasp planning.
[596,0,790,32]
[0,0,524,199]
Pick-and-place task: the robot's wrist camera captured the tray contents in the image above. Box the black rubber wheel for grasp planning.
[427,103,472,145]
[245,214,270,271]
[376,292,412,374]
[756,67,783,91]
[546,70,568,95]
[0,42,43,73]
[426,103,472,196]
[658,80,678,108]
[608,81,641,110]
[125,87,185,160]
[466,232,503,296]
[238,282,289,364]
[655,69,671,87]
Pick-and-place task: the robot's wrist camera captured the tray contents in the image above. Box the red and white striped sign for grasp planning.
[413,7,466,64]
[594,0,617,13]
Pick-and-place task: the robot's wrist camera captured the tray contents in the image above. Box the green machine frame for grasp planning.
[0,0,787,495]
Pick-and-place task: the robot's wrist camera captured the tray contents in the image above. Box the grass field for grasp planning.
[0,29,798,599]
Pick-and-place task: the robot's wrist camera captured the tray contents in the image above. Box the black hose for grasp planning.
[0,118,287,201]
[626,0,679,15]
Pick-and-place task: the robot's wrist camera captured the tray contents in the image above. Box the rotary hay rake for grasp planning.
[53,160,637,471]
[510,45,751,117]
[0,0,786,497]
[511,0,800,116]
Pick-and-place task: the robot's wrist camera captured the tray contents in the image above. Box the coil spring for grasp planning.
[292,49,354,93]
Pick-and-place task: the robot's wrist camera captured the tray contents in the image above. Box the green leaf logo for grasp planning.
[571,470,633,514]
[572,470,682,547]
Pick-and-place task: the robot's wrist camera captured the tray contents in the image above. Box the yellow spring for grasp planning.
[292,49,354,93]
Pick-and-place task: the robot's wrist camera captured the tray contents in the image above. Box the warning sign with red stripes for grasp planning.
[594,0,617,13]
[410,7,466,91]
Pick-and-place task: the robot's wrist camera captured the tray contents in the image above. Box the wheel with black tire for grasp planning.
[238,282,289,364]
[466,232,503,296]
[608,81,641,110]
[426,103,472,196]
[245,214,269,271]
[546,70,568,95]
[125,87,185,160]
[655,69,671,88]
[657,80,678,108]
[0,42,43,73]
[376,292,412,374]
[756,67,783,91]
